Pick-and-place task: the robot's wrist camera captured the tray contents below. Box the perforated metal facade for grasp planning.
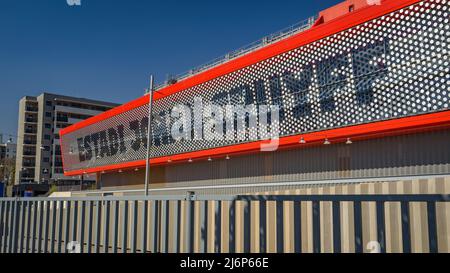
[60,0,450,174]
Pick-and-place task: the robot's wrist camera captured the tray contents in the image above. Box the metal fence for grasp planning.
[0,194,449,253]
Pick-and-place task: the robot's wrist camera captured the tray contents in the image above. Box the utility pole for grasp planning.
[144,75,155,196]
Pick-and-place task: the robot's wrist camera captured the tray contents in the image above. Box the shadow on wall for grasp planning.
[100,128,450,188]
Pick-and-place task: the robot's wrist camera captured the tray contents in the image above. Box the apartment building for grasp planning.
[14,93,119,185]
[0,140,16,160]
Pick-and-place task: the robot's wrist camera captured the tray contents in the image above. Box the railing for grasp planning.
[0,194,448,253]
[23,140,36,145]
[25,107,38,112]
[24,129,37,135]
[153,16,317,91]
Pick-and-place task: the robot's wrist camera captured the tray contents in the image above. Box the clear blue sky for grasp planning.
[0,0,341,139]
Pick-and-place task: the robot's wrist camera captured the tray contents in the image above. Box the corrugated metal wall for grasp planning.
[100,129,450,195]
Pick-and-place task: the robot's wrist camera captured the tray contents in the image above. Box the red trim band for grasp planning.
[63,110,450,176]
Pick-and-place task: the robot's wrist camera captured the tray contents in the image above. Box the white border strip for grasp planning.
[73,173,450,195]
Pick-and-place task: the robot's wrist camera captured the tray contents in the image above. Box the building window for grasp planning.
[46,101,52,106]
[43,157,50,163]
[45,112,52,118]
[45,123,52,129]
[44,134,51,140]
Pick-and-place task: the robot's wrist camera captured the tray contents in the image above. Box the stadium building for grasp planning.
[60,0,450,199]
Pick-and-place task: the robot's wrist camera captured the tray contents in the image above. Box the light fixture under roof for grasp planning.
[324,138,331,145]
[208,157,212,162]
[118,169,123,173]
[167,158,172,163]
[299,137,306,144]
[134,168,139,172]
[346,138,353,145]
[188,158,193,163]
[225,155,230,160]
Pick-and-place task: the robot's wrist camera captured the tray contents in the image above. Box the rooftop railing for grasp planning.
[152,16,317,92]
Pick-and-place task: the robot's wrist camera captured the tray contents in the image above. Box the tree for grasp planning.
[0,157,16,186]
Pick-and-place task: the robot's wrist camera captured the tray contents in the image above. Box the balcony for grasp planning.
[24,128,37,134]
[56,116,68,122]
[25,106,38,112]
[25,118,38,123]
[23,161,36,167]
[23,151,36,157]
[23,139,37,145]
[55,105,103,117]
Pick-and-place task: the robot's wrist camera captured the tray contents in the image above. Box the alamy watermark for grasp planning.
[66,0,81,6]
[169,97,280,152]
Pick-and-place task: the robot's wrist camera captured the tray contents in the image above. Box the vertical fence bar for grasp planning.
[159,200,166,253]
[401,201,411,253]
[11,200,19,253]
[276,201,284,253]
[7,200,15,253]
[140,200,148,253]
[332,201,341,253]
[95,200,102,253]
[427,202,438,253]
[24,201,32,253]
[294,201,302,253]
[36,201,43,253]
[3,201,11,253]
[78,201,86,254]
[4,201,9,253]
[103,201,110,253]
[243,201,251,253]
[150,200,158,253]
[121,200,128,253]
[4,201,12,253]
[354,201,363,253]
[2,200,6,253]
[1,201,8,253]
[111,201,119,253]
[130,200,138,253]
[199,201,207,253]
[86,201,93,253]
[2,201,8,253]
[312,201,321,253]
[57,201,63,253]
[151,200,159,253]
[259,200,267,253]
[42,201,50,253]
[64,201,71,253]
[172,201,180,253]
[185,200,194,253]
[50,201,58,254]
[229,201,236,253]
[164,201,170,253]
[19,201,26,253]
[214,201,221,253]
[376,201,386,253]
[71,201,78,248]
[0,201,3,252]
